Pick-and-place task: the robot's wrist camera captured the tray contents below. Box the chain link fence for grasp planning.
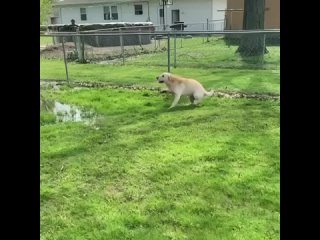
[40,26,279,81]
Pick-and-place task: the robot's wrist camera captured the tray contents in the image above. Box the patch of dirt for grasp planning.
[40,80,280,100]
[211,91,279,100]
[40,42,77,59]
[40,41,163,61]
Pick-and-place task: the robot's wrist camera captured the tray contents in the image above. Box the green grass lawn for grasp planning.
[40,36,280,239]
[40,60,279,95]
[40,37,279,95]
[41,87,279,240]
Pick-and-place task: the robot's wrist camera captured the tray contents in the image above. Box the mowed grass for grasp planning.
[40,60,279,95]
[40,35,280,239]
[40,87,279,240]
[40,37,280,95]
[128,37,280,70]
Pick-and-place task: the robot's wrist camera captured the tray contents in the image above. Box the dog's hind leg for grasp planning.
[193,98,201,105]
[193,96,204,105]
[192,92,205,105]
[189,95,195,104]
[169,94,181,109]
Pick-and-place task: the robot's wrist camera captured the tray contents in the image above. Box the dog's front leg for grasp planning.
[160,89,171,93]
[169,94,181,109]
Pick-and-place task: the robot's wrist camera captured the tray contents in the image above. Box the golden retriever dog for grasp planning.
[156,72,213,109]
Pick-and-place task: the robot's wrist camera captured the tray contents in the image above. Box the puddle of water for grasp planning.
[40,81,61,90]
[41,98,97,126]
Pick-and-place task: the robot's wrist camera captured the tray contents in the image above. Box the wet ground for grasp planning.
[40,96,96,125]
[40,80,280,101]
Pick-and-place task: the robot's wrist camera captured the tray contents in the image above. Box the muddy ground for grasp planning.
[40,80,280,101]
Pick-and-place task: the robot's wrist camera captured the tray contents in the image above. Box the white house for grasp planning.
[51,0,227,31]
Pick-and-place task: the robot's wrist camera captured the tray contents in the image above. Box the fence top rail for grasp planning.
[40,29,280,37]
[185,20,225,24]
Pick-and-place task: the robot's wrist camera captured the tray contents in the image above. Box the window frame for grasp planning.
[103,5,118,20]
[134,4,143,15]
[103,6,111,20]
[111,6,118,20]
[80,8,87,21]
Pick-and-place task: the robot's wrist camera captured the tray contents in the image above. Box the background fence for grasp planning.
[152,19,225,31]
[40,26,280,82]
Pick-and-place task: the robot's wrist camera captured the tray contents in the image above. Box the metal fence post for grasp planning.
[174,33,177,68]
[207,18,209,42]
[167,33,170,72]
[202,23,205,43]
[261,33,266,65]
[61,36,69,82]
[138,28,142,47]
[120,29,124,65]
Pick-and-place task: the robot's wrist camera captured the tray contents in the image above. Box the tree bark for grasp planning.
[236,0,268,56]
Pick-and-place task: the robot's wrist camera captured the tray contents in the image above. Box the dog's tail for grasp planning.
[205,90,214,97]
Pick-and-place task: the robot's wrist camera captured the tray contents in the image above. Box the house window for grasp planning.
[159,9,164,17]
[135,5,143,15]
[80,8,87,21]
[159,9,164,24]
[103,6,110,20]
[111,6,118,20]
[104,6,118,20]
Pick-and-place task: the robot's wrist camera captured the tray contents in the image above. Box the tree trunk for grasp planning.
[236,0,268,57]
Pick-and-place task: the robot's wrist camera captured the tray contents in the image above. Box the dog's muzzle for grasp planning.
[156,76,164,83]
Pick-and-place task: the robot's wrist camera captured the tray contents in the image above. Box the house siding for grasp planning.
[53,0,227,31]
[60,2,150,24]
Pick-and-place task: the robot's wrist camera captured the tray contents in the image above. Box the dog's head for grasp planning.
[156,72,170,83]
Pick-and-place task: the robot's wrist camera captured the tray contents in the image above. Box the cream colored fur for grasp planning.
[156,72,213,109]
